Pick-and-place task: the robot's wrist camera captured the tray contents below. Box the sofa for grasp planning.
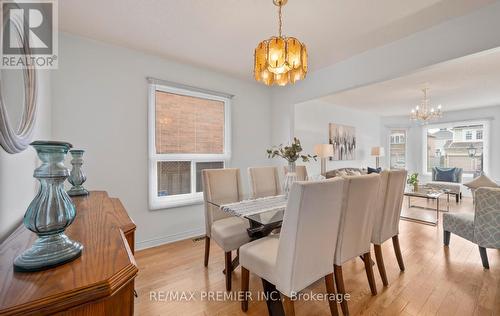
[426,167,462,203]
[324,167,366,179]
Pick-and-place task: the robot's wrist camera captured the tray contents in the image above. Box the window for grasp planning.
[424,121,488,177]
[476,130,483,140]
[148,81,231,209]
[389,129,406,169]
[465,131,472,140]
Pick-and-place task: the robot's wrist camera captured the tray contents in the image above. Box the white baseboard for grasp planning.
[135,228,205,251]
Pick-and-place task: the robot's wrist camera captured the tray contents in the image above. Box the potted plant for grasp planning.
[407,172,419,192]
[267,137,316,196]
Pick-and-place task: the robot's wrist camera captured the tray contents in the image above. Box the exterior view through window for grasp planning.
[149,85,230,209]
[426,123,485,176]
[390,129,406,169]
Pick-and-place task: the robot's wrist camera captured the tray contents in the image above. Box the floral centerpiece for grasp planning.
[266,137,317,165]
[266,138,316,197]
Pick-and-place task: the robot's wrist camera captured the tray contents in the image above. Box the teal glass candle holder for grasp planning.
[68,149,89,196]
[14,141,83,272]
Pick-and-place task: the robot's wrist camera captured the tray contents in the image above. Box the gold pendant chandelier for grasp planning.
[410,88,443,123]
[254,0,307,86]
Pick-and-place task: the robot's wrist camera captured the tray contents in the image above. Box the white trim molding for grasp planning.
[148,80,232,210]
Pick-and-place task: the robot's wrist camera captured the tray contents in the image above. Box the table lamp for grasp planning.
[314,144,333,175]
[371,146,385,169]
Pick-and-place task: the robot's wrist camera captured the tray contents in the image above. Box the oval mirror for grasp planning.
[0,5,38,154]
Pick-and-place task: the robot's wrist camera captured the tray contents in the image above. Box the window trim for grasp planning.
[421,120,489,178]
[388,128,408,170]
[148,83,232,210]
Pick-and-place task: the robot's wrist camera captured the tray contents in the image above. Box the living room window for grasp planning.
[148,80,231,209]
[424,121,489,177]
[389,129,406,169]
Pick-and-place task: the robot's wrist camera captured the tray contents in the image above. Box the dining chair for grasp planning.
[371,170,407,286]
[240,178,346,316]
[443,187,500,269]
[334,174,381,316]
[283,165,308,181]
[248,166,282,198]
[202,168,250,291]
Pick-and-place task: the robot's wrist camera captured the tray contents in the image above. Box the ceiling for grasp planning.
[59,0,494,79]
[320,48,500,116]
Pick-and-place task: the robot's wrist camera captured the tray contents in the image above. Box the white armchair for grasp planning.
[240,178,345,315]
[371,170,407,286]
[202,168,250,291]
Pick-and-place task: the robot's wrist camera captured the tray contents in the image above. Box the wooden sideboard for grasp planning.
[0,191,137,315]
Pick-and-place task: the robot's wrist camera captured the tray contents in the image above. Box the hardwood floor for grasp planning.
[134,197,500,315]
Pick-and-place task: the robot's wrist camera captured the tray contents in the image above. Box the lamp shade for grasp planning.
[314,144,333,158]
[371,146,385,157]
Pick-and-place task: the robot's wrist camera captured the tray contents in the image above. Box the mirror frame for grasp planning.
[0,6,38,154]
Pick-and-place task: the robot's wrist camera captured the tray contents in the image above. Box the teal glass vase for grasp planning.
[14,141,83,272]
[67,149,89,196]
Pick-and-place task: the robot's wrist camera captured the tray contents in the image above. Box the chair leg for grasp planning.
[392,235,405,271]
[204,236,210,267]
[225,251,232,291]
[334,265,349,316]
[479,246,489,269]
[241,267,250,312]
[443,231,451,246]
[325,273,339,316]
[373,244,388,286]
[455,193,459,203]
[363,252,377,295]
[282,295,295,316]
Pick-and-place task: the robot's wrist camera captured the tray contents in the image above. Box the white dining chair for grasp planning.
[283,165,308,181]
[248,166,282,198]
[371,170,407,286]
[334,174,381,315]
[202,168,250,291]
[240,178,345,316]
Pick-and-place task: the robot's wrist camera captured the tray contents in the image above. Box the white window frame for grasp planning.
[422,120,490,178]
[388,128,408,170]
[148,82,232,210]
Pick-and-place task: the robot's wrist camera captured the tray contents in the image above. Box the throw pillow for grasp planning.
[367,167,382,174]
[464,174,499,189]
[434,167,457,182]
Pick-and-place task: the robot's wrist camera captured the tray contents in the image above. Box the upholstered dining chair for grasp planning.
[371,170,407,286]
[283,165,308,181]
[240,178,346,316]
[248,166,282,198]
[202,168,250,291]
[443,187,500,269]
[334,174,381,316]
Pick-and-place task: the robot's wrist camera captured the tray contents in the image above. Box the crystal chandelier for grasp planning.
[254,0,307,86]
[410,88,443,122]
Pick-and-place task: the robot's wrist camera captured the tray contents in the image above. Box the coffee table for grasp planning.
[401,186,450,226]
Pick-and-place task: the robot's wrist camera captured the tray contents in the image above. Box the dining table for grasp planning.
[207,194,288,238]
[206,194,290,316]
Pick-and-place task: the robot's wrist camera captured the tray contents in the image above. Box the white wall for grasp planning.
[51,33,272,249]
[381,105,500,185]
[294,100,381,175]
[270,1,500,145]
[0,70,52,241]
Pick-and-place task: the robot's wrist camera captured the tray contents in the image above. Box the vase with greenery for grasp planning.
[407,172,419,192]
[267,137,317,197]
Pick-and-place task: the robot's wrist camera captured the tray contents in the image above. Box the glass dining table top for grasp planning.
[206,195,287,226]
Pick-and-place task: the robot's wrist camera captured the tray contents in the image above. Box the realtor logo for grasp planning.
[1,0,58,68]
